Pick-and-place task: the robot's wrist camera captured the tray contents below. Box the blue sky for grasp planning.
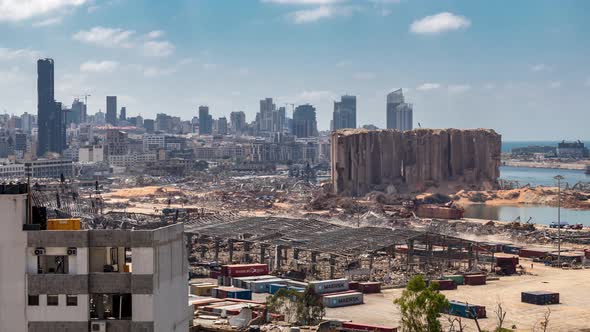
[0,0,589,140]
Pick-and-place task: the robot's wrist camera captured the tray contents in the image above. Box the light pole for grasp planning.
[554,175,564,267]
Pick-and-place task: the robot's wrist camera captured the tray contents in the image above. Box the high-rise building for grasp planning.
[119,107,127,122]
[217,117,228,135]
[70,99,86,125]
[293,104,318,138]
[230,111,246,135]
[198,106,213,135]
[386,89,413,131]
[333,95,357,131]
[106,96,117,126]
[144,119,155,133]
[36,58,66,156]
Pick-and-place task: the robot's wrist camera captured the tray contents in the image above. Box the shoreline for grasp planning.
[502,160,589,171]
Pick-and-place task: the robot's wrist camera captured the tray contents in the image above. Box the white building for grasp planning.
[24,159,74,179]
[0,161,25,178]
[0,184,190,332]
[108,153,157,168]
[143,134,165,152]
[78,145,104,163]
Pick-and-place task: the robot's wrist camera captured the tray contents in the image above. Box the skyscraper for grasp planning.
[293,104,318,138]
[106,96,117,126]
[386,89,413,131]
[36,58,66,156]
[198,106,213,135]
[216,117,228,135]
[333,95,357,131]
[119,106,127,122]
[230,111,247,134]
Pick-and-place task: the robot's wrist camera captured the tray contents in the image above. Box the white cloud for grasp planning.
[0,0,86,22]
[146,30,164,39]
[335,60,351,67]
[143,40,175,57]
[0,47,40,61]
[353,71,376,80]
[416,83,441,91]
[484,83,496,89]
[142,66,177,77]
[448,84,471,94]
[531,63,551,72]
[80,60,119,73]
[32,16,63,27]
[73,26,136,48]
[410,12,471,35]
[289,5,354,24]
[549,81,561,89]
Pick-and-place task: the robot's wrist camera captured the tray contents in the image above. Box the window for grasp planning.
[47,295,59,306]
[28,295,39,306]
[66,295,78,306]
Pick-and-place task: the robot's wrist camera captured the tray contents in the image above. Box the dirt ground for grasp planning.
[324,260,590,331]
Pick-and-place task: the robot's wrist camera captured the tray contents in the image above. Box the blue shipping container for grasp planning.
[446,301,486,319]
[269,284,288,295]
[227,290,252,300]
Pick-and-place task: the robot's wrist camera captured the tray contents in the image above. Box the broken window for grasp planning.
[37,255,68,274]
[47,295,59,306]
[89,247,129,273]
[89,294,132,320]
[28,295,39,306]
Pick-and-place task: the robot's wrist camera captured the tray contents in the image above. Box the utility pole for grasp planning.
[554,175,564,267]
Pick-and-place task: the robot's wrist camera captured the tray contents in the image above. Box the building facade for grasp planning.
[37,59,66,156]
[386,89,413,131]
[24,159,73,179]
[198,106,213,135]
[332,95,356,131]
[0,185,189,332]
[106,96,117,126]
[293,104,318,138]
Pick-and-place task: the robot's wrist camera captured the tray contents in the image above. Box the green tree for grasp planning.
[266,286,325,326]
[394,275,449,332]
[296,286,325,326]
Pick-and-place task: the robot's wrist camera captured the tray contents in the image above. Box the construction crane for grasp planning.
[72,94,91,105]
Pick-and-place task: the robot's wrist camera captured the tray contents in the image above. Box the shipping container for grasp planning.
[430,279,457,291]
[268,283,288,295]
[442,275,464,285]
[190,283,216,296]
[446,301,486,319]
[213,287,250,299]
[227,289,253,300]
[221,264,269,277]
[47,218,81,230]
[519,248,550,259]
[503,245,522,255]
[309,279,349,295]
[323,292,364,308]
[232,275,276,288]
[249,278,286,293]
[348,281,360,290]
[358,282,381,294]
[496,256,518,275]
[285,280,308,289]
[464,274,486,286]
[340,322,398,332]
[209,270,221,279]
[521,291,560,305]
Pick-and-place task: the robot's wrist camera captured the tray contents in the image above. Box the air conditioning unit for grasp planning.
[90,321,106,332]
[67,247,77,256]
[34,247,45,256]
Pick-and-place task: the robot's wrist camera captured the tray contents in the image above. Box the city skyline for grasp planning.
[1,0,589,140]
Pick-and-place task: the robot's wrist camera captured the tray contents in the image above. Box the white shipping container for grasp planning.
[249,278,286,293]
[323,292,364,308]
[232,275,276,288]
[309,279,349,294]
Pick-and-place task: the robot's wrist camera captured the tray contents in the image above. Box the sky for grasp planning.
[0,0,589,140]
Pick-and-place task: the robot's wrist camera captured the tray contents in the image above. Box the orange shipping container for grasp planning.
[47,218,81,230]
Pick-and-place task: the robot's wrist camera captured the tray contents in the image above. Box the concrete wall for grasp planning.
[152,224,189,332]
[332,128,501,196]
[0,194,28,332]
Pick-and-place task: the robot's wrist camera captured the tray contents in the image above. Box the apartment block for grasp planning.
[0,184,189,332]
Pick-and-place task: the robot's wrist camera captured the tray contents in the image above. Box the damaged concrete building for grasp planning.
[331,128,501,196]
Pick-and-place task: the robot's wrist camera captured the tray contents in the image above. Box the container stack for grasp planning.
[430,279,457,291]
[496,256,518,275]
[521,291,560,305]
[442,275,465,285]
[358,282,381,294]
[211,286,253,300]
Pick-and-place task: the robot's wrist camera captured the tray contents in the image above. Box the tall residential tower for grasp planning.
[36,58,66,156]
[386,89,413,131]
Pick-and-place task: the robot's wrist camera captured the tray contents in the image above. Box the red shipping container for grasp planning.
[341,322,398,332]
[209,270,221,278]
[359,282,381,294]
[519,248,549,258]
[464,275,486,286]
[348,281,360,290]
[221,264,269,277]
[431,280,457,291]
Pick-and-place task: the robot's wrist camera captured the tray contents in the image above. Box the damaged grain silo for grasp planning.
[331,128,501,196]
